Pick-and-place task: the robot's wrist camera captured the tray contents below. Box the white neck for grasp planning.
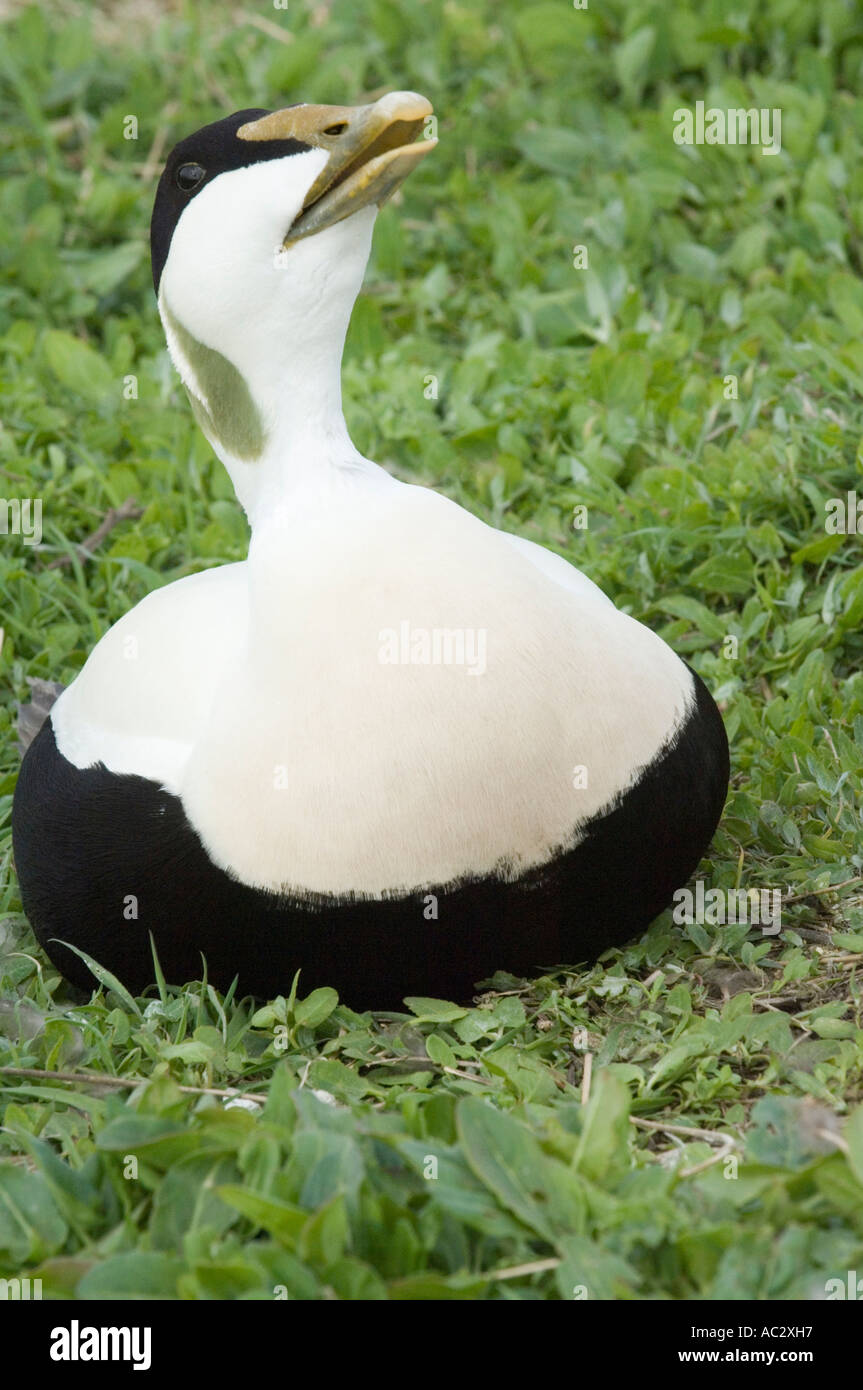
[158,198,390,527]
[228,321,383,528]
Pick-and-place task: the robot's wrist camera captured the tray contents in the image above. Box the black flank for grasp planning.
[12,668,728,1011]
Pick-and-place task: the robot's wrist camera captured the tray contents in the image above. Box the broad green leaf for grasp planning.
[151,1155,241,1250]
[555,1234,639,1300]
[0,1164,68,1263]
[326,1256,388,1300]
[182,1260,262,1300]
[76,241,145,296]
[77,1252,183,1300]
[96,1113,192,1150]
[456,1098,556,1241]
[658,595,727,640]
[514,127,584,176]
[216,1186,307,1245]
[834,932,863,952]
[426,1033,456,1068]
[299,1194,349,1267]
[572,1070,631,1183]
[396,1139,528,1239]
[613,25,655,104]
[389,1272,489,1300]
[748,1097,838,1169]
[305,1057,378,1100]
[844,1105,863,1186]
[404,997,469,1023]
[295,987,339,1028]
[42,329,114,402]
[10,1133,101,1228]
[263,1061,298,1132]
[688,552,755,596]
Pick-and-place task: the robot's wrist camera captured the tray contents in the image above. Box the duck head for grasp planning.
[150,93,436,518]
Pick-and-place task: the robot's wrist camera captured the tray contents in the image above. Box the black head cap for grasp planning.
[149,108,311,293]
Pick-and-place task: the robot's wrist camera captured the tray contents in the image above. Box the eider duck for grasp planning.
[12,93,729,1009]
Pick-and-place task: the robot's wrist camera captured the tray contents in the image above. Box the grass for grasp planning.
[1,0,863,1301]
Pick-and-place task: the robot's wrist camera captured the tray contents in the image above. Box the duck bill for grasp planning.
[237,91,437,246]
[287,140,435,244]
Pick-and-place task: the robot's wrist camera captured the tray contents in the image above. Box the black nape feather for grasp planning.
[150,108,310,292]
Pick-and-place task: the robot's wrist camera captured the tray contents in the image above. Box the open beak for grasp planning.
[237,91,437,246]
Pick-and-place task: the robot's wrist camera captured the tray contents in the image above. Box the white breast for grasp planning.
[54,479,694,897]
[51,562,248,790]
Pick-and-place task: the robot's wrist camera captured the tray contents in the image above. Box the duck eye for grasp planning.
[176,162,206,192]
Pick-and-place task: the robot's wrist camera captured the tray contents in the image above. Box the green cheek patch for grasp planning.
[161,297,266,461]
